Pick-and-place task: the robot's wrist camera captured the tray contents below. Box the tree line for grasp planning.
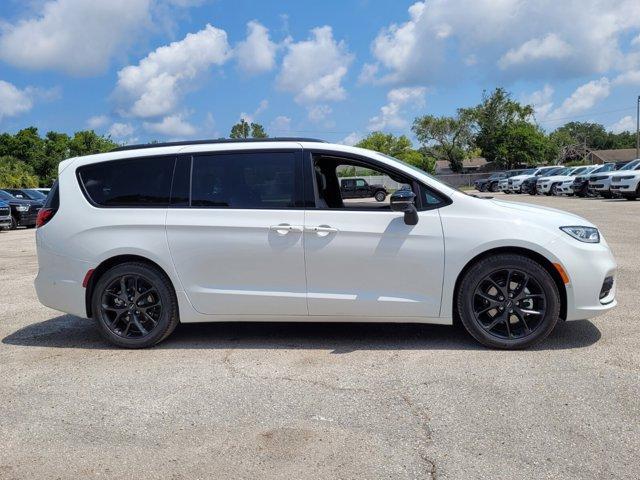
[0,87,637,187]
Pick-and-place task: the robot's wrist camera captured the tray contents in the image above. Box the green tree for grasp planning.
[355,131,435,173]
[69,130,117,158]
[229,119,268,139]
[412,111,474,172]
[465,87,537,168]
[0,156,39,188]
[500,121,554,169]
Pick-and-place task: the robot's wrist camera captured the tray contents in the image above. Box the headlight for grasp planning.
[15,205,29,212]
[560,226,600,243]
[620,176,635,180]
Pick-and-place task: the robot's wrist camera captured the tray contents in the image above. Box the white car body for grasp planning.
[536,166,595,195]
[589,159,640,196]
[609,162,640,197]
[34,140,617,340]
[507,167,558,193]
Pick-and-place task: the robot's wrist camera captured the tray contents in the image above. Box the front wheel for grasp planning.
[92,262,179,348]
[456,254,560,349]
[9,216,17,230]
[550,184,560,196]
[374,190,387,202]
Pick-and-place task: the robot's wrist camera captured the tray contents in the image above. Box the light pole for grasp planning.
[636,95,640,160]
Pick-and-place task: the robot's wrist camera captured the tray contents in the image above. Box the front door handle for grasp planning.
[269,224,303,235]
[305,225,338,236]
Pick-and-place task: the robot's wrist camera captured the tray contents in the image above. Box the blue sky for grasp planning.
[1,0,639,145]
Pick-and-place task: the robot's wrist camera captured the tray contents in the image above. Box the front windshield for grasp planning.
[24,189,46,199]
[620,159,640,171]
[520,169,535,175]
[543,167,563,176]
[0,190,15,200]
[571,167,588,175]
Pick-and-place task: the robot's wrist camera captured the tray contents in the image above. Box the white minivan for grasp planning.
[35,139,617,349]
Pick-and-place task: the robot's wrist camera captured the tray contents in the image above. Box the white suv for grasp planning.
[536,166,595,196]
[507,166,559,193]
[35,139,617,349]
[609,159,640,200]
[590,159,640,198]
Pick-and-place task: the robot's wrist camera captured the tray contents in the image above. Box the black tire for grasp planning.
[601,191,613,199]
[374,190,387,202]
[624,195,637,201]
[503,190,510,194]
[528,186,537,195]
[550,184,560,196]
[9,215,17,230]
[489,182,498,192]
[91,262,179,348]
[456,254,560,349]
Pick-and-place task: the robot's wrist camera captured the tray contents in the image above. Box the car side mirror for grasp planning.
[390,190,418,225]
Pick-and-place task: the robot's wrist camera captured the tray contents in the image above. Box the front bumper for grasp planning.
[536,182,552,194]
[557,181,574,194]
[15,210,38,226]
[610,178,639,194]
[0,216,11,229]
[589,178,612,192]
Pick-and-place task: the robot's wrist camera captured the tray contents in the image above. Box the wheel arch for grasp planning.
[85,254,177,318]
[452,246,567,324]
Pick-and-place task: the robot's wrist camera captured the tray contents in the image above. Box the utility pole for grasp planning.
[636,95,640,159]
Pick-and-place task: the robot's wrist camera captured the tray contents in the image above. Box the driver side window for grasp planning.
[312,154,413,210]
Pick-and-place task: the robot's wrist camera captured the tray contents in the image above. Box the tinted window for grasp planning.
[0,190,14,200]
[191,152,297,209]
[78,156,174,207]
[170,156,191,206]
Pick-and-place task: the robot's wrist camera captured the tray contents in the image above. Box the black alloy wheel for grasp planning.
[100,274,162,339]
[457,254,560,349]
[489,182,498,192]
[374,191,387,202]
[92,262,179,348]
[471,269,546,340]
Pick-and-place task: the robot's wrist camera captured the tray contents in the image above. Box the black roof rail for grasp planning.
[110,137,327,152]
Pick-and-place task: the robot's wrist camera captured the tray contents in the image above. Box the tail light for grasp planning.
[36,208,56,228]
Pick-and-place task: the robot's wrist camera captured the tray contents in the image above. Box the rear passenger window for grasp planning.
[191,152,298,209]
[78,156,174,207]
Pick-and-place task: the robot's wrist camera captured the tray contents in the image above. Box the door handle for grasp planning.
[305,225,338,236]
[269,224,303,235]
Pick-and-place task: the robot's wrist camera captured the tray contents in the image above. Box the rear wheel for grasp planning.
[374,190,387,202]
[456,254,560,349]
[92,262,179,348]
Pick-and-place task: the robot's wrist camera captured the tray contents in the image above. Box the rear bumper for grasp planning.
[34,240,90,318]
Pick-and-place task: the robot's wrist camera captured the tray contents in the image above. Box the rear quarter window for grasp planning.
[77,156,175,207]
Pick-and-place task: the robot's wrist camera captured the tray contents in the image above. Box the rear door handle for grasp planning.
[305,225,338,236]
[269,224,303,235]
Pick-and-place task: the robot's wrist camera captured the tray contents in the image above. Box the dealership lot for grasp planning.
[0,194,638,479]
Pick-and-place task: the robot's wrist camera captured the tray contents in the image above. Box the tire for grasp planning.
[624,195,637,201]
[9,215,17,230]
[550,184,560,196]
[374,190,387,202]
[601,191,613,199]
[503,190,511,195]
[91,262,179,348]
[456,254,561,349]
[489,182,498,192]
[528,186,537,196]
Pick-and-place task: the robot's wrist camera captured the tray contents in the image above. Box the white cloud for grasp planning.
[239,99,268,123]
[87,115,109,129]
[553,77,611,117]
[367,0,640,84]
[608,116,635,134]
[277,26,353,104]
[0,0,152,76]
[498,34,572,69]
[368,87,426,131]
[235,21,277,75]
[341,132,362,146]
[108,122,135,139]
[307,105,332,123]
[613,70,640,86]
[269,115,292,134]
[358,63,380,85]
[521,84,555,121]
[143,114,197,138]
[0,80,34,120]
[115,24,231,118]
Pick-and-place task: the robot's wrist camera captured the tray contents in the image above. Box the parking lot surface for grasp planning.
[1,193,638,479]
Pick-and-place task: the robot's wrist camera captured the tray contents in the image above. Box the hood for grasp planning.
[488,198,592,227]
[509,174,534,182]
[608,170,640,178]
[538,175,574,182]
[6,197,42,206]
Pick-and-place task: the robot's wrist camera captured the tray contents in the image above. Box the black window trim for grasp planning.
[76,153,179,209]
[303,149,452,212]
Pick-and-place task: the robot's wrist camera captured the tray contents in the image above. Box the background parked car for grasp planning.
[0,199,11,230]
[571,163,615,197]
[608,159,640,200]
[0,189,43,229]
[536,166,593,196]
[3,188,48,202]
[34,188,51,196]
[522,167,564,195]
[497,169,525,193]
[474,172,506,192]
[508,166,558,193]
[340,178,388,202]
[590,159,640,198]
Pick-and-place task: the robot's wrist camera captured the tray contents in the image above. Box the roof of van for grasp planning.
[111,137,327,152]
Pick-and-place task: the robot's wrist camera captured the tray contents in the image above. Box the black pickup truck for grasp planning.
[340,178,388,202]
[0,189,43,229]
